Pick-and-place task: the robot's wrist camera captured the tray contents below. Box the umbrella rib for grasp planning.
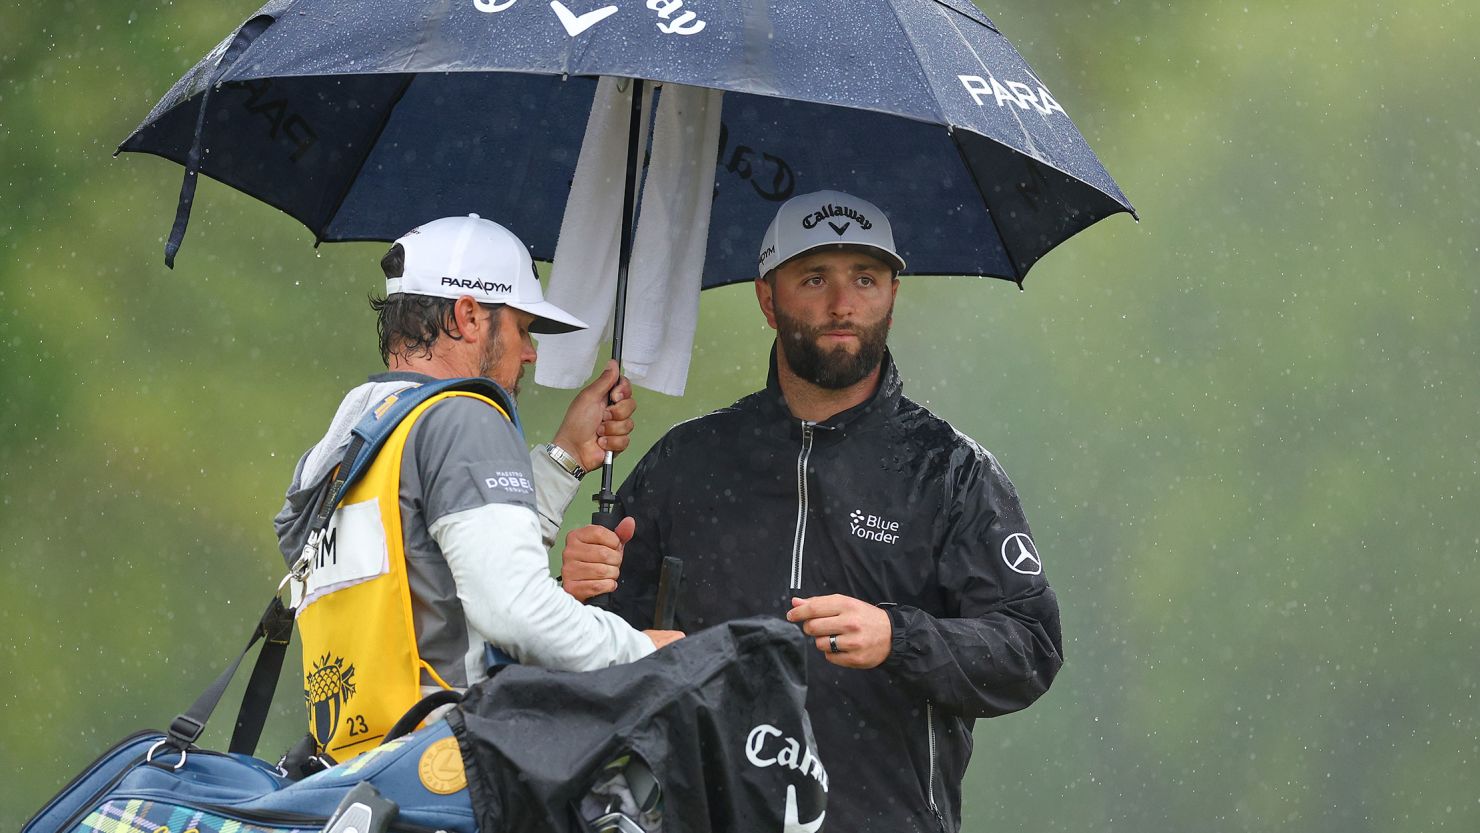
[932,0,1025,268]
[312,73,418,245]
[948,129,1025,286]
[924,0,1000,32]
[880,0,948,126]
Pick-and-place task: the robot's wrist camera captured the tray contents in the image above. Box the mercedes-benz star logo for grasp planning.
[1001,533,1042,576]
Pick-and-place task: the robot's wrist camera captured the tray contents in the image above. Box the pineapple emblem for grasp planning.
[305,653,357,747]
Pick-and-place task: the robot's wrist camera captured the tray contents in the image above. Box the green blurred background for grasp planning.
[3,0,1477,829]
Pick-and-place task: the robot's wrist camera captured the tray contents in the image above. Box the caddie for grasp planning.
[275,214,682,760]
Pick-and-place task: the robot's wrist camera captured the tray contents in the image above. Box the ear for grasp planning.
[888,275,900,323]
[452,295,483,342]
[755,277,778,330]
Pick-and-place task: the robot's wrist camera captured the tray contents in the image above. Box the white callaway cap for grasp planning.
[757,190,906,277]
[387,214,587,334]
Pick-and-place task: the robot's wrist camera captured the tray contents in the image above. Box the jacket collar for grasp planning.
[761,344,903,432]
[369,370,438,384]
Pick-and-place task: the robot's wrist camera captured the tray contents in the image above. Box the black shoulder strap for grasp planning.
[160,377,520,759]
[162,596,295,756]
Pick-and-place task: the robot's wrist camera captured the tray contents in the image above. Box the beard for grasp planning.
[774,305,891,390]
[478,332,522,396]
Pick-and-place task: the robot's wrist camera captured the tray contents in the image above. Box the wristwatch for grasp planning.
[543,443,588,480]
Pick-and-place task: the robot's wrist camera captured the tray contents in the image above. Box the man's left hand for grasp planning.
[787,595,892,669]
[560,518,632,602]
[551,360,637,473]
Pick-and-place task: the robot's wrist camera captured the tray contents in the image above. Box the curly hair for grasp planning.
[370,293,460,366]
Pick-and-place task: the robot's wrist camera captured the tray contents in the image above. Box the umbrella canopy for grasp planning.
[121,0,1134,286]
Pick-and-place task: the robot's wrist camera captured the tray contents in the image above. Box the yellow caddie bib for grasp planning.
[296,390,509,760]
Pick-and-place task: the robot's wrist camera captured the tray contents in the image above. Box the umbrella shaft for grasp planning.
[598,77,646,507]
[610,77,645,368]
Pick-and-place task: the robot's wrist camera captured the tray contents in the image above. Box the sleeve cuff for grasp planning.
[880,605,913,670]
[530,447,583,546]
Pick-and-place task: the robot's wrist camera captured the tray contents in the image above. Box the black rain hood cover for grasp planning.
[448,617,828,833]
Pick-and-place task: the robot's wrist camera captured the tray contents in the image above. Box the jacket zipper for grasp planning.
[926,702,946,832]
[790,421,815,590]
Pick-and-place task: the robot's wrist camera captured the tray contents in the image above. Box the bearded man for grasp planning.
[275,214,680,761]
[561,191,1065,832]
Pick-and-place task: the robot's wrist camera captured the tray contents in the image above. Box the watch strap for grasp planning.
[543,443,587,479]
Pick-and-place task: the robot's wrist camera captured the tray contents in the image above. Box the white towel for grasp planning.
[536,77,650,390]
[536,79,724,396]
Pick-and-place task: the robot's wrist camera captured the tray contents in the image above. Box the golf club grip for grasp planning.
[585,508,621,609]
[652,557,684,630]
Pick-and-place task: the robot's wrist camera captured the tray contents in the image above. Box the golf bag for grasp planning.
[23,720,475,833]
[24,617,825,833]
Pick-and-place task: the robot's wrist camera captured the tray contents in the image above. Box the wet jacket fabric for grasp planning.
[452,617,827,833]
[610,350,1064,833]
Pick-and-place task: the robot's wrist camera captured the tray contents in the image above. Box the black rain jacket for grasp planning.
[610,349,1064,833]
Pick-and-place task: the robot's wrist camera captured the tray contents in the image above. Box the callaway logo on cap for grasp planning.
[757,190,907,277]
[387,214,587,334]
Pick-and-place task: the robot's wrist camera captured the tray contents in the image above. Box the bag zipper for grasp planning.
[92,797,449,833]
[33,735,444,833]
[926,702,946,832]
[789,421,816,590]
[194,802,449,833]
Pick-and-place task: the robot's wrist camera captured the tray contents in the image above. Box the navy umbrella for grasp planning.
[121,0,1133,285]
[120,0,1134,518]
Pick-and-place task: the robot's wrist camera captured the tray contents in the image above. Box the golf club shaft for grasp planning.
[652,557,684,630]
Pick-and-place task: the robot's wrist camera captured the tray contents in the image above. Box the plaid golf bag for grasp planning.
[25,618,827,833]
[25,719,475,833]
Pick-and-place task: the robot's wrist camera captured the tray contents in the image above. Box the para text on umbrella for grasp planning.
[235,79,319,163]
[958,74,1066,117]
